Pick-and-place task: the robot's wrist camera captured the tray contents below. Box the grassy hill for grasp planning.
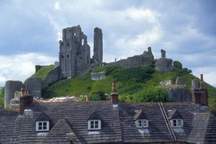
[0,64,215,111]
[34,65,55,80]
[0,88,4,107]
[40,65,216,111]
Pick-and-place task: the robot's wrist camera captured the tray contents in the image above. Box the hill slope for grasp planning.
[41,65,216,111]
[0,88,4,107]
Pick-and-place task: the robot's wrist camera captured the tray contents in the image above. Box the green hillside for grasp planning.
[1,64,215,111]
[0,88,4,107]
[41,65,216,111]
[34,65,54,80]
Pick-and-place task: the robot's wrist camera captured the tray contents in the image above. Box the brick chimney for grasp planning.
[192,74,208,106]
[111,81,118,107]
[20,87,33,114]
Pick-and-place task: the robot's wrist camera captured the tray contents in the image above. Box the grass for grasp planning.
[34,65,55,80]
[43,65,174,102]
[43,65,216,112]
[0,88,4,107]
[1,64,215,111]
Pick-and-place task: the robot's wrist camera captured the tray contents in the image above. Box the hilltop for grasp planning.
[37,64,216,111]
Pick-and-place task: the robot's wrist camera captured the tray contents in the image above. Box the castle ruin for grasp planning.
[59,25,103,79]
[4,25,188,109]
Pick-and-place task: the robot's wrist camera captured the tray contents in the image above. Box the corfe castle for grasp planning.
[1,25,216,144]
[5,25,175,108]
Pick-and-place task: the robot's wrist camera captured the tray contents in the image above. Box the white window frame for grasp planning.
[135,119,149,128]
[170,119,183,128]
[36,121,50,132]
[88,120,101,130]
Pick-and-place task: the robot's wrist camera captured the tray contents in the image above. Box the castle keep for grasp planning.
[59,25,103,79]
[4,25,104,108]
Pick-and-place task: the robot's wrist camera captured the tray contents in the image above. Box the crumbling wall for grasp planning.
[109,47,154,68]
[59,25,92,79]
[4,80,23,109]
[93,27,103,64]
[155,49,173,72]
[24,77,42,98]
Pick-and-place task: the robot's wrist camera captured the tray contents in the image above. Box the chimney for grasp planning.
[192,74,208,106]
[111,81,118,107]
[200,74,203,81]
[20,87,33,114]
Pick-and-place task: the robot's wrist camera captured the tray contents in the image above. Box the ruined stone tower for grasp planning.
[155,49,173,72]
[59,25,91,78]
[93,27,103,64]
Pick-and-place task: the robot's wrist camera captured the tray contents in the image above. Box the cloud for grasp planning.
[0,53,56,86]
[54,1,61,10]
[0,0,215,87]
[193,66,216,87]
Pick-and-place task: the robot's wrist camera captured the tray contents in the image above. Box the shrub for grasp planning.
[173,61,183,70]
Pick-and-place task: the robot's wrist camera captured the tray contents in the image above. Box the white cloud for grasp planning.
[0,0,215,87]
[125,8,159,23]
[54,1,61,10]
[0,53,56,86]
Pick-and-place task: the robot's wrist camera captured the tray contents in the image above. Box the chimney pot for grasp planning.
[200,74,203,81]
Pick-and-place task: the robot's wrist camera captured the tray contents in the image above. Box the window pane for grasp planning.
[173,120,177,126]
[39,126,42,130]
[43,122,47,127]
[95,121,99,128]
[90,121,94,128]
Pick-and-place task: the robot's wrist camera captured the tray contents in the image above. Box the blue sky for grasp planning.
[0,0,216,87]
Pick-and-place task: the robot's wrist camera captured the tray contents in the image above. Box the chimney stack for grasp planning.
[111,81,118,107]
[192,74,208,106]
[200,74,204,81]
[20,87,33,114]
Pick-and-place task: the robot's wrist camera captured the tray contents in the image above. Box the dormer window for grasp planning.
[135,119,149,128]
[88,120,101,130]
[170,119,183,128]
[36,121,50,132]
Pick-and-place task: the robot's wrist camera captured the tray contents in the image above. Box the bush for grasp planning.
[90,91,108,101]
[120,87,169,103]
[173,61,183,70]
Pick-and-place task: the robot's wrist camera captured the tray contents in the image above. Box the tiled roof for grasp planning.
[167,109,183,119]
[0,101,216,144]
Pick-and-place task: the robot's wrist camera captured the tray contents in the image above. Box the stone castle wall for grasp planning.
[155,49,173,72]
[109,47,154,68]
[59,25,91,78]
[59,25,103,79]
[4,80,23,109]
[93,27,103,64]
[24,77,42,98]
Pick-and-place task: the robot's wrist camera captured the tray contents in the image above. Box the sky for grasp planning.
[0,0,216,87]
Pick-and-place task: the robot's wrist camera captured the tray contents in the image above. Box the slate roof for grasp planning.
[167,109,183,119]
[0,101,216,144]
